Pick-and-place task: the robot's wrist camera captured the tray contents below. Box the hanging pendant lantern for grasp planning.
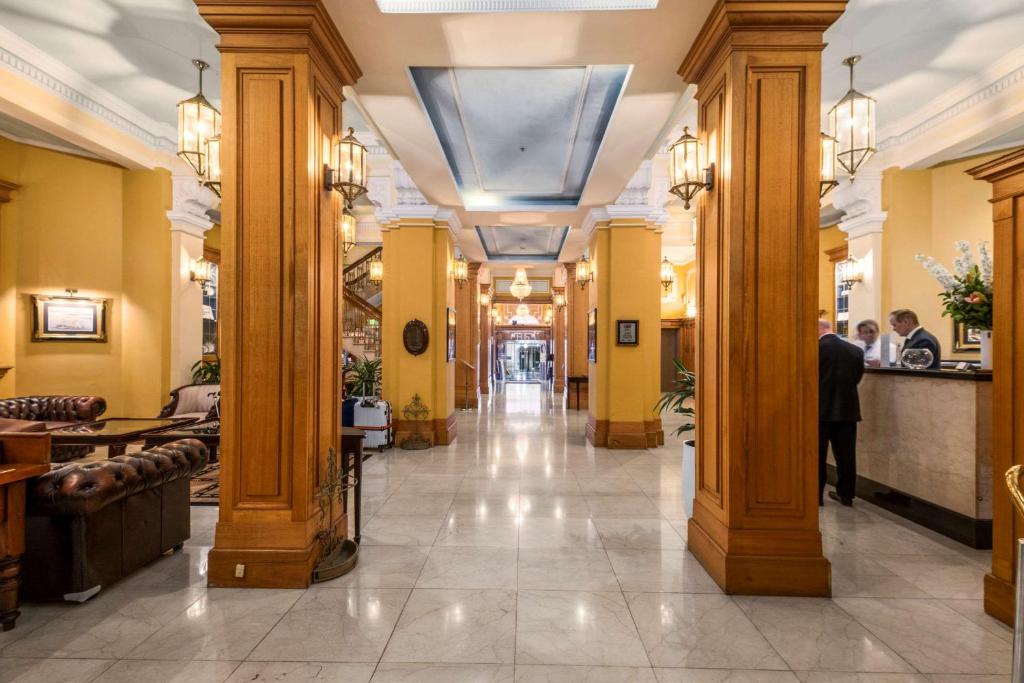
[509,267,532,300]
[329,127,369,208]
[828,56,876,180]
[480,289,492,307]
[668,127,714,210]
[177,59,221,179]
[368,253,384,285]
[659,257,676,293]
[553,292,566,309]
[203,135,222,197]
[453,254,469,286]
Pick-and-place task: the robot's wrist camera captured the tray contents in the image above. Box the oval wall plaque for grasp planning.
[403,319,429,356]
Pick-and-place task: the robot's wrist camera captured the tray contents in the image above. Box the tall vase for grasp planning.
[980,330,993,371]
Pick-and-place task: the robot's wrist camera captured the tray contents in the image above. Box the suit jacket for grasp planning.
[819,334,865,422]
[902,328,942,368]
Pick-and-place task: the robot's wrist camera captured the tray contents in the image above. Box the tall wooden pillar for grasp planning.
[455,263,480,409]
[196,0,360,589]
[680,0,845,596]
[967,149,1024,627]
[479,283,492,395]
[553,285,566,394]
[564,262,589,410]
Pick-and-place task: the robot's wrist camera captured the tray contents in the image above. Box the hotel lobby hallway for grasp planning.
[0,390,1013,681]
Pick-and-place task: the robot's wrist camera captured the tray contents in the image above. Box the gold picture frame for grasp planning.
[32,294,109,342]
[951,320,981,354]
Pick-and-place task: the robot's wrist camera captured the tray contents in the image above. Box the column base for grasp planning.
[208,543,319,589]
[454,391,479,410]
[607,421,648,449]
[586,415,608,447]
[554,380,565,393]
[393,413,457,447]
[434,413,457,445]
[644,419,664,447]
[687,502,831,597]
[479,383,490,395]
[984,572,1014,627]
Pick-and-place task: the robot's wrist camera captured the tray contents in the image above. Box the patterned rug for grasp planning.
[190,463,220,506]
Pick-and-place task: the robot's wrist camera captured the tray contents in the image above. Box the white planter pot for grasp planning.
[980,330,993,371]
[682,439,696,519]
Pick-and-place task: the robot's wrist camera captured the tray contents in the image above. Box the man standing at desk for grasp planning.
[819,319,865,507]
[889,309,942,368]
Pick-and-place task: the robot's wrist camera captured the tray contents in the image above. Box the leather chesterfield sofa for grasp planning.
[0,396,107,462]
[20,438,208,601]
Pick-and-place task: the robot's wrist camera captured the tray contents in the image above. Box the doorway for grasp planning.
[503,340,547,382]
[660,328,680,391]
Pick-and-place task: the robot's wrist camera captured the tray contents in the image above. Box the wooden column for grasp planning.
[564,262,589,410]
[967,148,1024,627]
[196,0,360,589]
[680,0,845,596]
[553,285,566,394]
[455,263,480,409]
[479,283,492,395]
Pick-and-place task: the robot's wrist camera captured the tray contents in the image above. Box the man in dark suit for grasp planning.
[889,309,941,368]
[819,319,865,506]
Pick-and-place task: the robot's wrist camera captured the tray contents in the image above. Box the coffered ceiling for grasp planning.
[476,225,569,261]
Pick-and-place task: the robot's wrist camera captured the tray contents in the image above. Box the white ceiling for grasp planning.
[476,225,569,261]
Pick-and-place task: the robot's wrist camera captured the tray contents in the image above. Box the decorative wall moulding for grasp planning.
[375,0,658,12]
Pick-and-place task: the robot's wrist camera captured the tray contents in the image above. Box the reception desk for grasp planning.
[838,367,993,548]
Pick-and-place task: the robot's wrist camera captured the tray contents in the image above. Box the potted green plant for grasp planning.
[343,356,382,399]
[655,358,695,517]
[190,357,220,384]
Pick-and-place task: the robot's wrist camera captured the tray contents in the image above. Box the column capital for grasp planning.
[679,0,847,84]
[168,170,216,236]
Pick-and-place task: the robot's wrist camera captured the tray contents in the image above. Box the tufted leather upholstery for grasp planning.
[21,439,207,601]
[0,396,107,462]
[29,440,207,517]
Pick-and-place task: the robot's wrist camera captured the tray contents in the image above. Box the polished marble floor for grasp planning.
[1,384,1013,682]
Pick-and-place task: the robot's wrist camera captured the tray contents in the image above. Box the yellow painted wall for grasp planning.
[204,222,221,252]
[0,138,172,414]
[881,153,998,359]
[817,224,846,323]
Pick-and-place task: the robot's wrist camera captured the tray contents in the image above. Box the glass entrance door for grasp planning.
[503,340,547,382]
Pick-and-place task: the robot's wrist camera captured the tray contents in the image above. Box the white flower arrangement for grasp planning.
[916,240,993,330]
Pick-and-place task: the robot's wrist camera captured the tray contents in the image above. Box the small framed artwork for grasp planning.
[32,294,109,342]
[617,319,639,346]
[587,309,597,363]
[952,320,981,354]
[446,307,457,361]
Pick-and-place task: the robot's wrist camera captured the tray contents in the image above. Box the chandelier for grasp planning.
[668,127,714,210]
[177,59,221,183]
[553,292,566,309]
[479,288,492,307]
[509,268,532,300]
[515,303,531,318]
[828,56,876,180]
[659,257,676,292]
[327,127,368,208]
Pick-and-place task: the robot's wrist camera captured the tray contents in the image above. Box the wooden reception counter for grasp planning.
[840,367,993,548]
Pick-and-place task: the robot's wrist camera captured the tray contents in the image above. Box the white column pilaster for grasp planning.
[833,171,887,326]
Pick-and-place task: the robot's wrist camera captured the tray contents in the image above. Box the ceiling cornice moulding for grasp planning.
[375,0,658,13]
[0,26,177,160]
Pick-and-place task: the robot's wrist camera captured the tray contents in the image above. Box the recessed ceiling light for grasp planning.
[376,0,658,13]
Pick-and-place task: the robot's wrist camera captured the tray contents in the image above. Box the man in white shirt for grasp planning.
[853,319,896,367]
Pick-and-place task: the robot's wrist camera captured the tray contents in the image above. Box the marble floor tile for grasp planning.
[517,548,620,591]
[2,585,203,660]
[92,660,240,682]
[576,478,645,495]
[515,590,650,667]
[227,662,376,682]
[451,494,522,518]
[830,573,931,599]
[126,589,301,661]
[872,556,985,599]
[0,603,73,650]
[518,518,604,548]
[361,514,446,546]
[383,589,516,664]
[248,588,409,663]
[370,663,514,682]
[417,547,518,589]
[734,597,914,672]
[625,593,787,670]
[394,474,466,494]
[324,545,430,589]
[606,549,721,593]
[376,493,456,517]
[594,519,687,550]
[939,599,1014,644]
[791,675,927,683]
[516,665,658,682]
[655,671,801,683]
[434,514,520,547]
[0,657,115,683]
[517,495,592,519]
[834,598,1012,674]
[584,495,663,519]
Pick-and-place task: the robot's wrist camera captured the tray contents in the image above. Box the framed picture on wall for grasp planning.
[952,320,982,353]
[587,309,597,363]
[616,320,639,346]
[32,294,109,342]
[447,307,457,361]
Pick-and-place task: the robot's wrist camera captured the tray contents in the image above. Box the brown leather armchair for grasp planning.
[20,438,207,601]
[0,396,107,462]
[158,384,219,421]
